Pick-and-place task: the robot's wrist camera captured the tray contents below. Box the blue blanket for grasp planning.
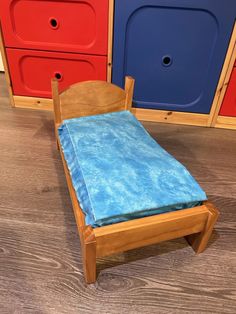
[58,110,207,227]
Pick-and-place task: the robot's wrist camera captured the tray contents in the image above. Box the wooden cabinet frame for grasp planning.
[0,3,235,129]
[209,23,236,130]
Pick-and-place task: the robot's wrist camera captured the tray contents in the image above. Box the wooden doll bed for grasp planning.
[51,77,219,284]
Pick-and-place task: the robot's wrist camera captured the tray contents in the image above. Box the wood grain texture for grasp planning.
[215,116,236,130]
[13,95,53,111]
[124,76,135,110]
[0,51,4,71]
[185,202,219,253]
[95,204,210,258]
[0,73,236,313]
[0,22,14,107]
[82,226,97,284]
[59,80,128,121]
[208,22,236,127]
[210,41,236,126]
[132,107,209,127]
[51,79,62,125]
[107,0,114,83]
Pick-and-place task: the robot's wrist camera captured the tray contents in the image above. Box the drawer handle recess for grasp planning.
[54,72,63,81]
[162,55,172,67]
[49,17,59,29]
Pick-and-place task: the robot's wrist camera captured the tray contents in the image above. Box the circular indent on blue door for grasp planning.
[162,55,172,67]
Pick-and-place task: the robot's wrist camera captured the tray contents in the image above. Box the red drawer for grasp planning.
[0,0,108,55]
[219,67,236,117]
[6,48,107,98]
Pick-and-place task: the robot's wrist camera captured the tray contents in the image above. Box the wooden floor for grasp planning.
[0,74,236,314]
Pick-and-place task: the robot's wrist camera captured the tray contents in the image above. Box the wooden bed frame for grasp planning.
[51,77,219,284]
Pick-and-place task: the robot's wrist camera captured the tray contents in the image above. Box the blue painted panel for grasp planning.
[112,0,236,113]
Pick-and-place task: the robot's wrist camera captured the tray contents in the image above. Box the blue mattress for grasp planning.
[58,110,207,227]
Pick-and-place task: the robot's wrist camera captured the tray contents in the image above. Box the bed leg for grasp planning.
[186,202,219,254]
[56,139,60,150]
[82,226,97,284]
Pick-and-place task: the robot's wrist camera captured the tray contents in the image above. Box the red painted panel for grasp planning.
[6,48,107,98]
[219,67,236,117]
[0,0,108,55]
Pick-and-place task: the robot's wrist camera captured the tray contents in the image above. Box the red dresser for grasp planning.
[0,0,109,98]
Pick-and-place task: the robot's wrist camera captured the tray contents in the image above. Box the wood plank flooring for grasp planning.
[0,73,236,313]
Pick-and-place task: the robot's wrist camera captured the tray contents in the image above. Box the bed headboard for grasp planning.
[51,77,135,126]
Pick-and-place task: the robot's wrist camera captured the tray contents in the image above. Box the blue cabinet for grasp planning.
[112,0,236,114]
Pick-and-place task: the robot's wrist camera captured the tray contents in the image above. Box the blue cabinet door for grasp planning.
[112,0,236,113]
